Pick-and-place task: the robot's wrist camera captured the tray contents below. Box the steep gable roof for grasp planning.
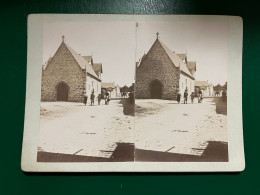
[82,56,92,63]
[157,39,194,78]
[64,43,99,78]
[176,53,187,61]
[93,63,103,73]
[187,61,196,71]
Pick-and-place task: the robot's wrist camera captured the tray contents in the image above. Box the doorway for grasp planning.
[151,80,162,99]
[57,82,69,101]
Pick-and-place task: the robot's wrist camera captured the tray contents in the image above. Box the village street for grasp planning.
[39,97,227,161]
[39,99,134,159]
[135,98,228,159]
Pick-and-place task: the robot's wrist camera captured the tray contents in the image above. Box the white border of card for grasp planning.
[21,14,245,172]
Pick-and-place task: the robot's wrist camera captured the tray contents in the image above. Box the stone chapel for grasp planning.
[135,33,196,100]
[41,36,102,102]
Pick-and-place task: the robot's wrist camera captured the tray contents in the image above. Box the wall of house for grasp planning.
[179,73,195,95]
[41,42,86,102]
[136,40,180,100]
[109,86,121,98]
[85,76,101,99]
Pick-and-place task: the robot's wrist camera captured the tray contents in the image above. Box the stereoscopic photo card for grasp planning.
[21,14,245,172]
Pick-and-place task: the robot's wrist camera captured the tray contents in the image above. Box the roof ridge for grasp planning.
[157,39,194,78]
[64,42,99,79]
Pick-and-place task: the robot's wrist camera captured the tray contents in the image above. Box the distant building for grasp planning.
[41,36,102,102]
[195,81,214,97]
[136,33,196,100]
[101,82,121,98]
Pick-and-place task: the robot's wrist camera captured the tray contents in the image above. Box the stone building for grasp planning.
[195,81,214,97]
[136,33,196,100]
[101,82,121,98]
[41,36,102,102]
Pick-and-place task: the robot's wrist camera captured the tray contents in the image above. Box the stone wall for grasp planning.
[41,42,86,102]
[136,39,180,100]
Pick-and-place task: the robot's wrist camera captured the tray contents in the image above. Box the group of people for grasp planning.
[177,89,203,104]
[83,91,109,106]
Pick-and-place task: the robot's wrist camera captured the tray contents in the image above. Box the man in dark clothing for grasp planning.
[198,89,202,103]
[90,92,95,106]
[190,92,195,103]
[105,92,109,105]
[184,90,188,104]
[177,92,181,104]
[83,94,88,105]
[97,94,101,105]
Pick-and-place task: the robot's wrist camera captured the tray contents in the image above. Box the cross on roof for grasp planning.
[156,32,159,39]
[62,35,65,42]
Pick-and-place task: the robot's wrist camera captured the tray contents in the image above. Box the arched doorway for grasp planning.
[150,80,162,99]
[57,82,69,101]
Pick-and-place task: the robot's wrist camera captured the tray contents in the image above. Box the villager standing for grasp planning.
[90,92,95,106]
[83,91,88,105]
[97,94,101,105]
[105,92,109,105]
[190,92,195,103]
[106,96,110,105]
[184,90,188,104]
[177,91,181,104]
[198,89,202,103]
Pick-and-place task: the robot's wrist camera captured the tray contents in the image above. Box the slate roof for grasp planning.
[187,61,196,71]
[176,53,187,61]
[43,39,100,80]
[93,63,103,73]
[64,43,99,79]
[195,81,209,87]
[158,39,194,78]
[101,82,117,89]
[82,56,92,63]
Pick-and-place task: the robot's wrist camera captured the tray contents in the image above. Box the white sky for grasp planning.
[43,22,136,87]
[137,22,228,85]
[43,21,228,87]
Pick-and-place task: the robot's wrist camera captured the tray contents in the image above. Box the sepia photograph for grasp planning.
[135,22,228,162]
[21,14,244,172]
[38,21,136,162]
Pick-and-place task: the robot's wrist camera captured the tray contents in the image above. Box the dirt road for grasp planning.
[135,98,227,156]
[39,100,134,158]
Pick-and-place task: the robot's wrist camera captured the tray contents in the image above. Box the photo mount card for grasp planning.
[21,14,245,172]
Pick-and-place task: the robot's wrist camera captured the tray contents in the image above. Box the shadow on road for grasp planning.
[37,141,227,162]
[37,142,135,162]
[212,97,227,115]
[135,141,228,162]
[119,98,134,116]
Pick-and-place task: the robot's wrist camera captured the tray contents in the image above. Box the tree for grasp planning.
[120,85,129,93]
[214,84,222,92]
